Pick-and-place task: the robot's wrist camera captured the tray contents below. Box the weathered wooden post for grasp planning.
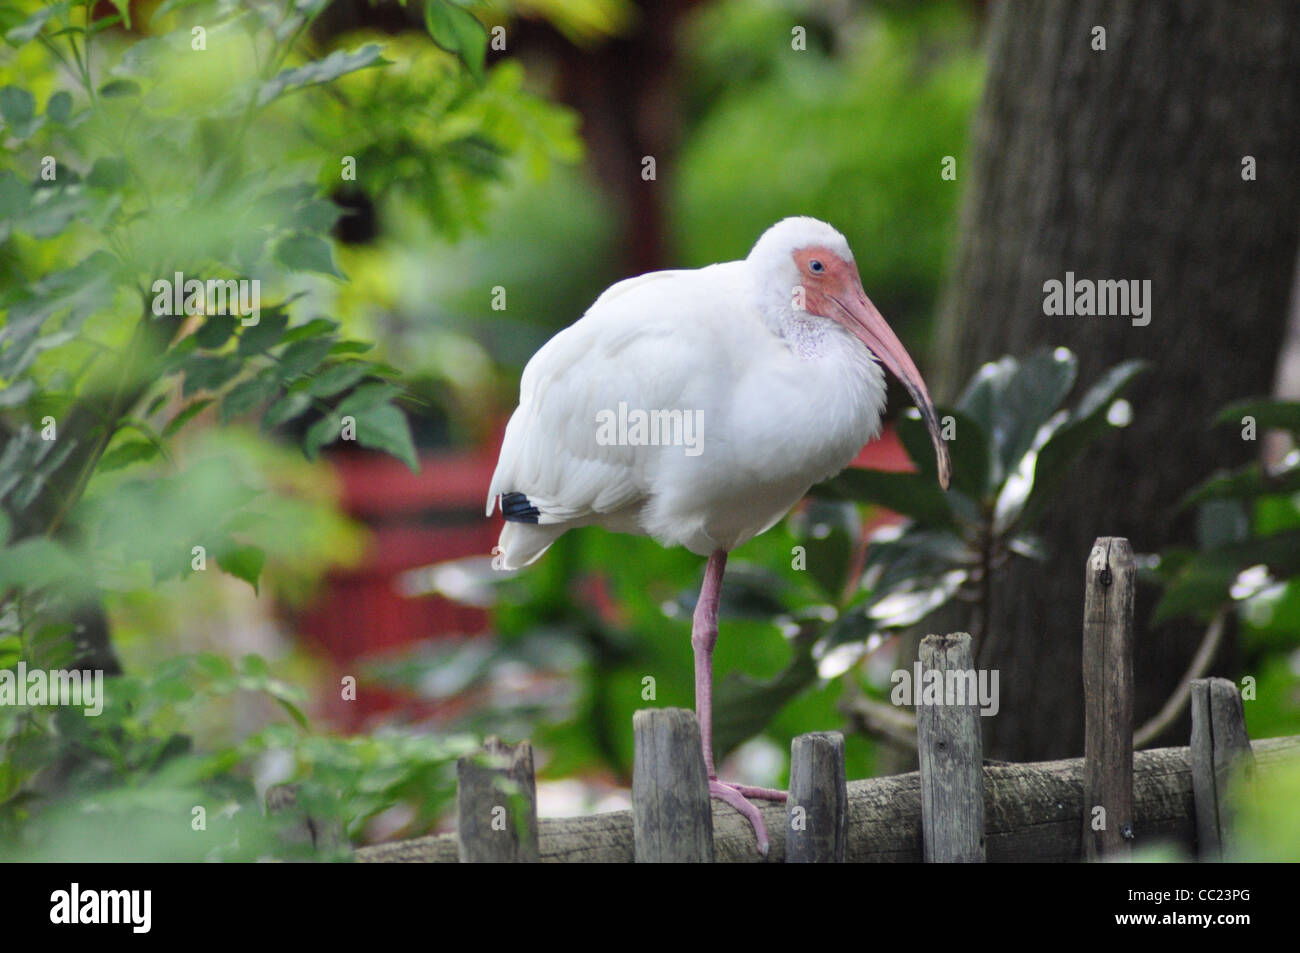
[786,731,848,862]
[456,737,540,862]
[632,708,714,862]
[1081,537,1136,860]
[1190,677,1256,860]
[266,783,348,858]
[916,632,986,862]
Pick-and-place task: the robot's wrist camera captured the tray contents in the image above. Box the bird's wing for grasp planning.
[487,264,747,525]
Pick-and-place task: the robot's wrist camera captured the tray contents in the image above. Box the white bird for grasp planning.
[487,217,951,854]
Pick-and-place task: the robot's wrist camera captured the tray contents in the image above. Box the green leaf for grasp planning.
[258,44,390,106]
[1215,399,1300,437]
[182,355,242,397]
[86,157,130,190]
[1181,462,1300,510]
[275,233,343,278]
[221,373,279,422]
[162,399,213,437]
[1017,359,1147,526]
[303,414,340,459]
[98,78,141,98]
[97,439,158,473]
[959,348,1079,485]
[897,405,990,500]
[809,468,955,529]
[280,317,338,344]
[216,544,266,595]
[0,85,41,139]
[308,361,371,398]
[788,500,860,602]
[195,314,238,349]
[45,91,72,124]
[263,391,312,430]
[336,382,400,416]
[5,4,67,47]
[1153,530,1300,623]
[276,337,336,380]
[237,309,290,357]
[424,0,488,81]
[353,403,419,471]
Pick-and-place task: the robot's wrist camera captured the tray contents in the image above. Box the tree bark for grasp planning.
[933,0,1300,760]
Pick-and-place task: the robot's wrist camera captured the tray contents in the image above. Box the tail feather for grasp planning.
[496,521,565,571]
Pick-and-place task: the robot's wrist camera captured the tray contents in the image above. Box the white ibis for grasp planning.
[487,217,951,854]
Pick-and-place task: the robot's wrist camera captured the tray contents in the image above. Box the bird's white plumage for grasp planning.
[488,218,886,569]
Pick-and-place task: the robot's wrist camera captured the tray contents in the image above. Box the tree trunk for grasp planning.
[933,0,1300,760]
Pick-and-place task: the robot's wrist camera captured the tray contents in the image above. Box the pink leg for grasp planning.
[692,549,787,857]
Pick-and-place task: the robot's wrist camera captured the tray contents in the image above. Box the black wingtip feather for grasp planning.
[501,492,541,524]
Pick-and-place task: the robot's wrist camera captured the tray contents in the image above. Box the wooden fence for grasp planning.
[270,536,1300,862]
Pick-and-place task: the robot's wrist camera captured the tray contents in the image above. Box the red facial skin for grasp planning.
[793,246,952,491]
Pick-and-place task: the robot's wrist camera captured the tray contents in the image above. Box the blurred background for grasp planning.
[2,0,1299,859]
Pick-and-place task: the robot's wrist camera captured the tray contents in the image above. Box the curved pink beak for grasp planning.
[832,283,952,491]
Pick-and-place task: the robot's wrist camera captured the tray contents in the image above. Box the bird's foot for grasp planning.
[708,780,788,858]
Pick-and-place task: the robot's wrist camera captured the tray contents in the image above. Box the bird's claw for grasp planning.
[708,780,787,857]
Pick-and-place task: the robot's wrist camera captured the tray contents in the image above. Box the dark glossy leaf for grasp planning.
[1214,399,1300,437]
[1181,462,1300,509]
[86,157,129,190]
[1153,530,1300,623]
[789,499,859,602]
[809,468,955,529]
[1017,359,1147,527]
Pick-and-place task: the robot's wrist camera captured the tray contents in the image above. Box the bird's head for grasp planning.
[750,217,952,491]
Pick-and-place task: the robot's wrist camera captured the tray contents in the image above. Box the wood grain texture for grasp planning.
[456,737,540,863]
[1082,537,1136,860]
[786,732,848,863]
[1190,677,1256,859]
[632,708,714,862]
[917,633,986,862]
[354,736,1300,863]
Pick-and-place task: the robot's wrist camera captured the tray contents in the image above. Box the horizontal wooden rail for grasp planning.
[354,734,1300,863]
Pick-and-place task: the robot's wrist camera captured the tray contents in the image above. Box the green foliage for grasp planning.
[1150,397,1300,740]
[0,0,585,855]
[0,651,477,860]
[813,348,1146,648]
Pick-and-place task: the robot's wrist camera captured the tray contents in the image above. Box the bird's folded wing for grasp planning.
[487,269,737,524]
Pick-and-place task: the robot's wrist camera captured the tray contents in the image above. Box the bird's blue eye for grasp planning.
[809,260,824,273]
